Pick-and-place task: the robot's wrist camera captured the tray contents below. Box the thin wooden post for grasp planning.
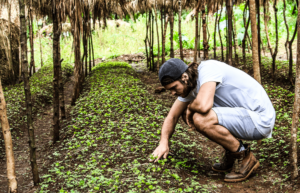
[0,78,18,192]
[218,2,224,61]
[29,0,35,76]
[8,2,14,83]
[242,0,250,65]
[53,0,60,143]
[20,0,40,184]
[154,0,161,71]
[194,0,202,62]
[202,0,208,60]
[249,0,261,84]
[213,1,219,59]
[178,0,184,60]
[162,13,169,64]
[226,0,233,65]
[256,0,261,66]
[291,0,300,179]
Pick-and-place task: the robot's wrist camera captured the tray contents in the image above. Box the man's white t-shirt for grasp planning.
[178,60,275,138]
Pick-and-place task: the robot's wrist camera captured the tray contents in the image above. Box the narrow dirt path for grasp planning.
[0,76,75,193]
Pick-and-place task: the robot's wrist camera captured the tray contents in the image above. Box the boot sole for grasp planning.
[224,161,260,182]
[211,167,232,173]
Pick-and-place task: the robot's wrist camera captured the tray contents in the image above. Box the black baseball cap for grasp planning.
[159,58,188,86]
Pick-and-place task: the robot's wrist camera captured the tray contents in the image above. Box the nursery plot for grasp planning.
[38,63,220,192]
[36,61,299,193]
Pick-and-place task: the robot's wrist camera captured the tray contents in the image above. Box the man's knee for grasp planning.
[193,110,218,133]
[193,113,210,133]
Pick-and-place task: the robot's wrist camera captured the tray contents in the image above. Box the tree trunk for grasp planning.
[283,0,289,60]
[29,0,35,76]
[288,23,297,85]
[161,5,164,64]
[0,78,18,192]
[226,9,229,63]
[291,0,300,179]
[178,0,184,60]
[89,18,92,74]
[193,0,202,63]
[170,8,175,58]
[89,35,91,73]
[53,0,60,143]
[145,12,150,68]
[202,0,208,60]
[83,18,88,77]
[206,12,211,58]
[194,10,199,63]
[213,1,219,59]
[256,0,261,66]
[39,22,43,67]
[243,0,250,65]
[57,23,66,120]
[20,0,40,184]
[162,14,169,64]
[226,0,233,65]
[8,2,14,83]
[154,1,161,71]
[249,0,261,84]
[264,0,273,56]
[91,33,95,67]
[151,14,155,70]
[272,0,279,79]
[233,10,238,65]
[149,13,153,70]
[71,0,84,106]
[218,3,224,61]
[58,59,66,119]
[197,12,201,58]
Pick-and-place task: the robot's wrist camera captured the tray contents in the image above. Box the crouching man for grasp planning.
[150,59,276,182]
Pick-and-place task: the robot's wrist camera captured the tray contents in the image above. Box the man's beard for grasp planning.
[182,85,192,98]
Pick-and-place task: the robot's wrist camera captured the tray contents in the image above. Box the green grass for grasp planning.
[93,61,132,69]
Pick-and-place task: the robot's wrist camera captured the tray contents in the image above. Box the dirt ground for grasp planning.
[1,50,300,192]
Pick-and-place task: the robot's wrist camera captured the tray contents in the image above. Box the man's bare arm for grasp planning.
[186,82,217,128]
[189,82,216,114]
[151,99,189,162]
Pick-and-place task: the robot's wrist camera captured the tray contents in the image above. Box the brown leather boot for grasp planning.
[212,149,234,172]
[224,144,260,182]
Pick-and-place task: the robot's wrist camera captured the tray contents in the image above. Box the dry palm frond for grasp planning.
[0,19,19,50]
[0,0,256,26]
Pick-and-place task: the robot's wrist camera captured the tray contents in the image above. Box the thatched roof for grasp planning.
[0,0,252,27]
[0,0,19,26]
[0,18,19,50]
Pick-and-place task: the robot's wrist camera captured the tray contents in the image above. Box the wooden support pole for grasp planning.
[0,78,18,192]
[249,1,261,84]
[178,0,184,60]
[226,0,233,65]
[20,0,40,184]
[291,0,300,179]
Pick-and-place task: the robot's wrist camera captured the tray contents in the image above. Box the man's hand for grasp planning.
[149,143,169,162]
[186,105,196,130]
